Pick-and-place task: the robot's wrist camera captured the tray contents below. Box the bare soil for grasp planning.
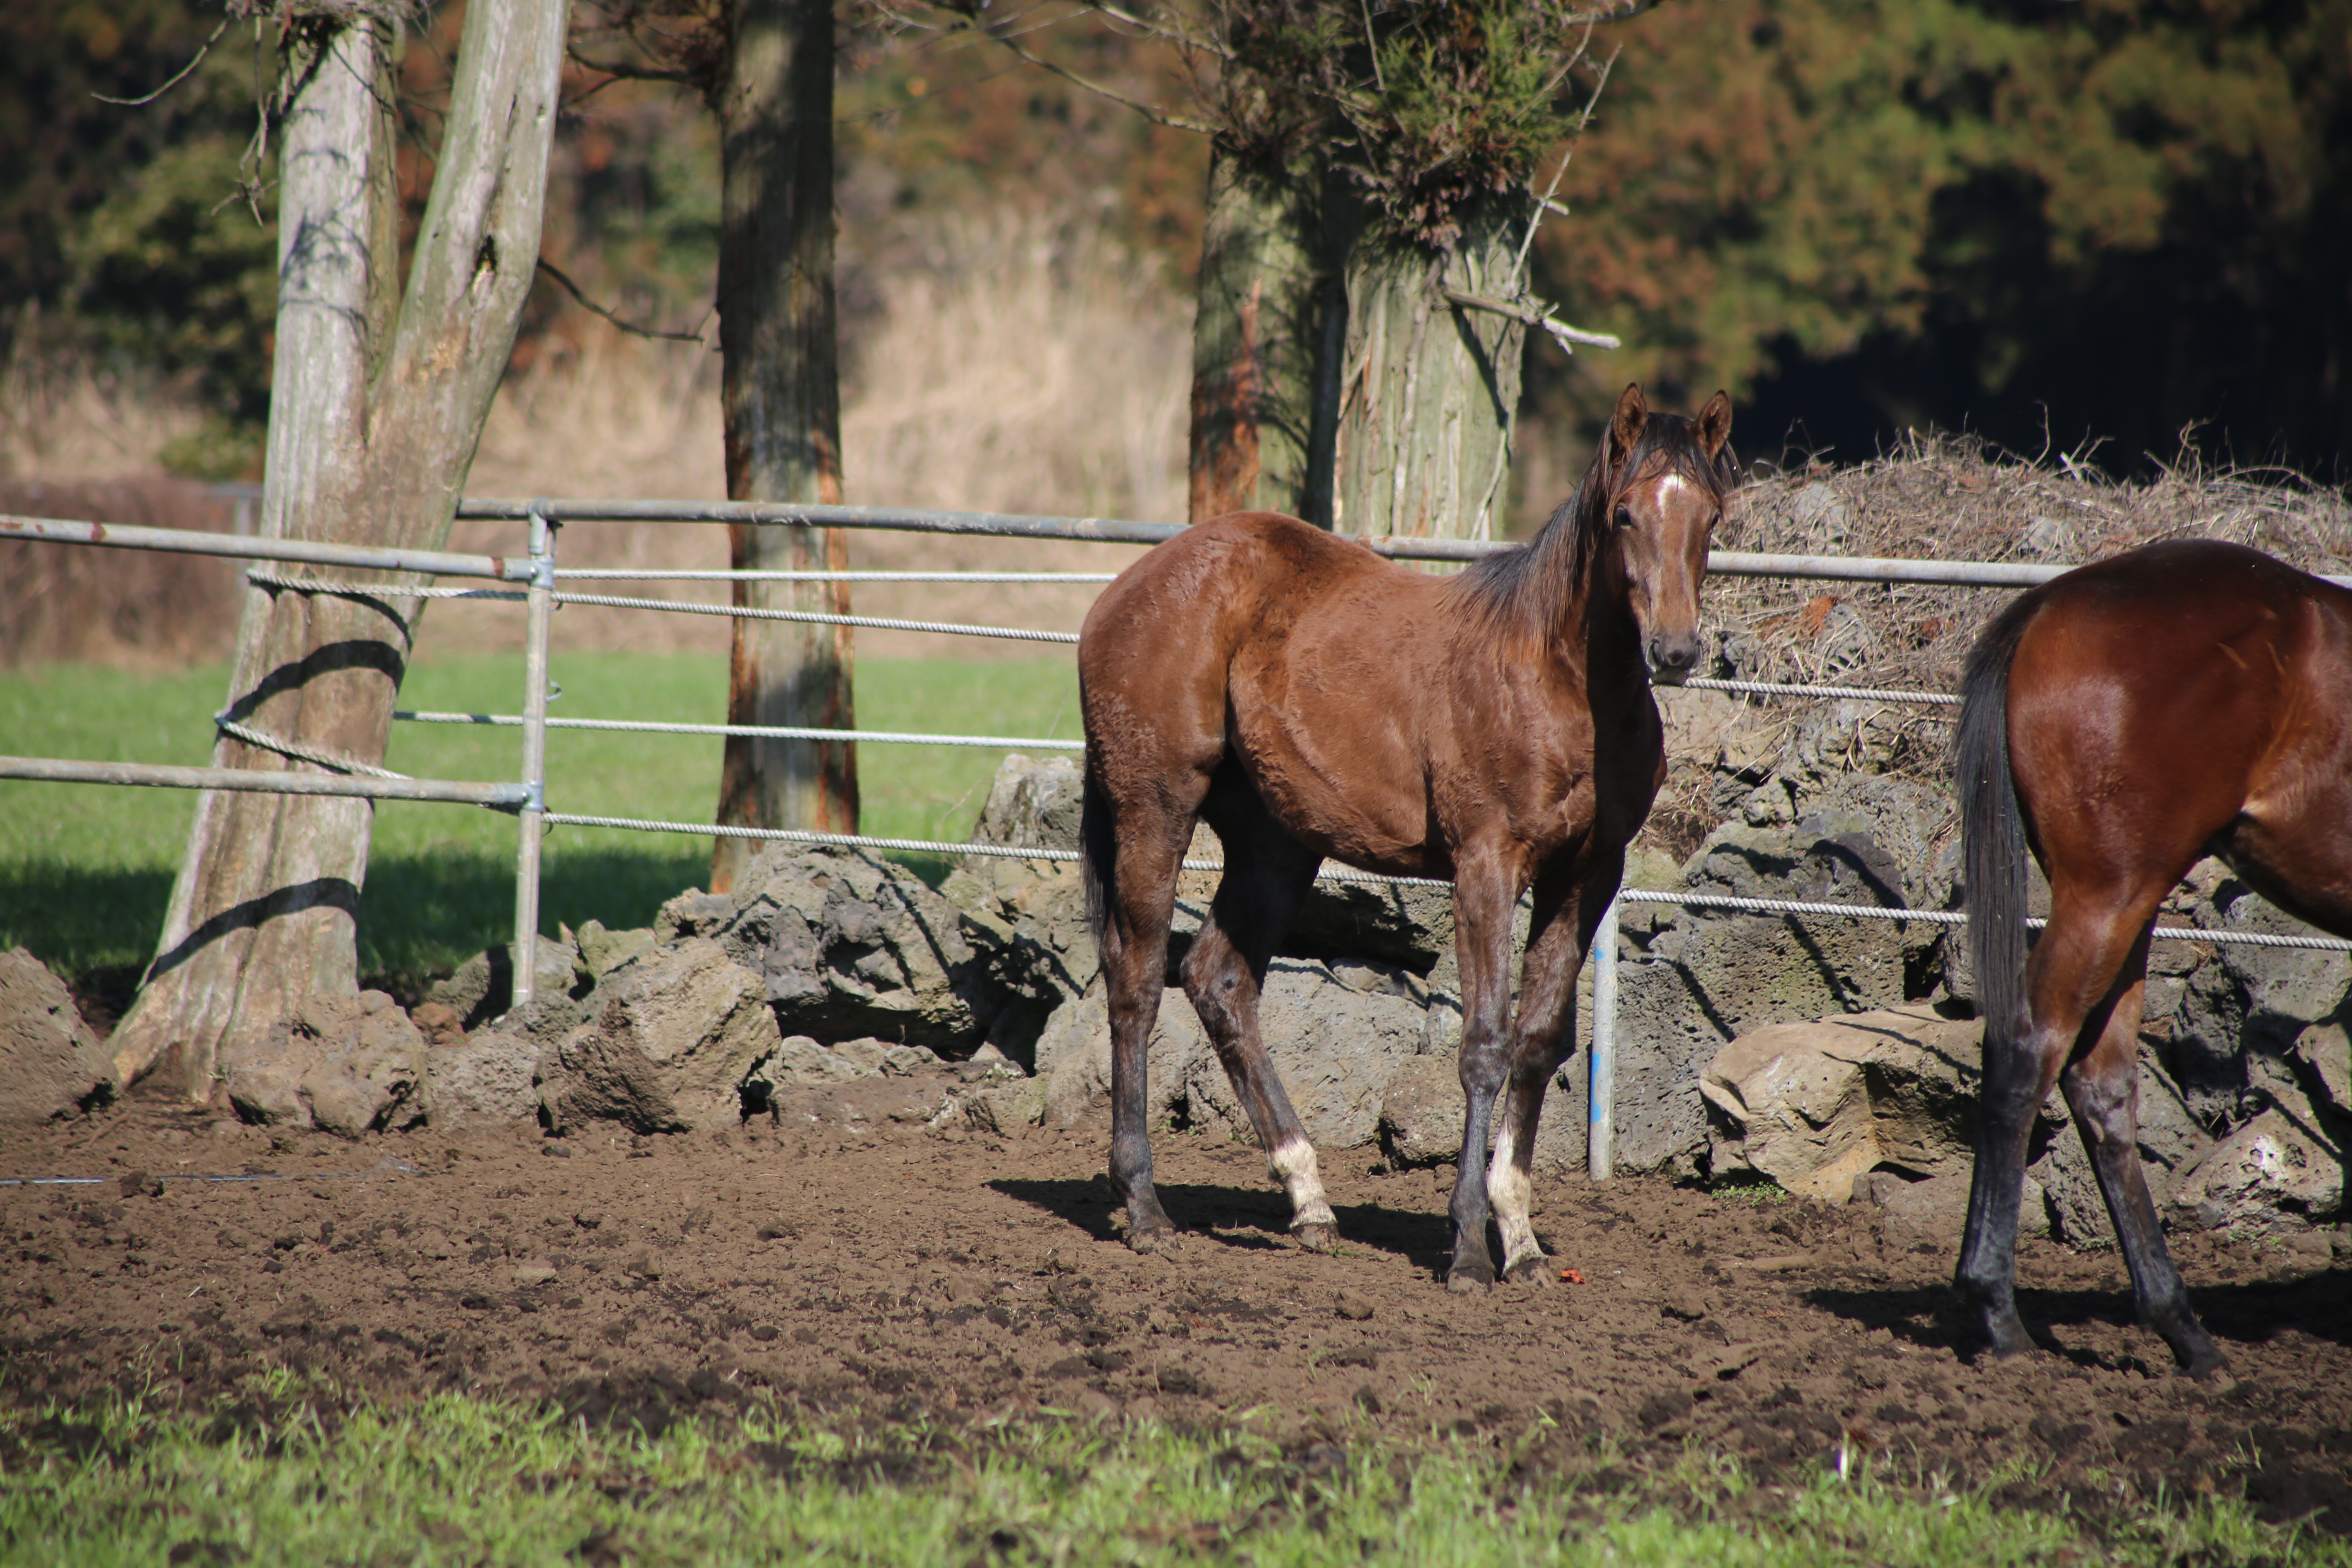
[4,1089,2348,1532]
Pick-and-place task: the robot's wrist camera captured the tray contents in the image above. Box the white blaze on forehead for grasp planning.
[1651,472,1697,508]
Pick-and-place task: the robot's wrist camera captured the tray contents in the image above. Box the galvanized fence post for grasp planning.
[512,507,555,1008]
[1588,892,1619,1180]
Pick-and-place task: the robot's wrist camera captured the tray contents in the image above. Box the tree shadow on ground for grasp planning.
[1,844,708,1004]
[989,1176,1450,1272]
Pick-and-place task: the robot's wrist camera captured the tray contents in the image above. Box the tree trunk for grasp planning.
[1332,198,1526,542]
[1186,145,1347,526]
[109,2,573,1098]
[709,0,856,895]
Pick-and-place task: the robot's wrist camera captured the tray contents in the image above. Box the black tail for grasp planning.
[1080,759,1116,956]
[1956,593,2040,1049]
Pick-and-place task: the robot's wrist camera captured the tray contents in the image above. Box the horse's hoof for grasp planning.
[1503,1255,1556,1287]
[1446,1262,1496,1295]
[1292,1222,1339,1254]
[1127,1224,1181,1255]
[2178,1345,2232,1383]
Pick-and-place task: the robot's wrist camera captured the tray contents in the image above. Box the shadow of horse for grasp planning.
[1804,1265,2352,1366]
[988,1178,1452,1273]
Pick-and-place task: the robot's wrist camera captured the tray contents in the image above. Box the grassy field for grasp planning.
[0,655,1078,987]
[1,1392,2334,1568]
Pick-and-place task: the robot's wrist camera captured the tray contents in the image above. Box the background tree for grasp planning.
[110,0,575,1096]
[573,0,858,891]
[927,0,1630,541]
[1534,0,2352,475]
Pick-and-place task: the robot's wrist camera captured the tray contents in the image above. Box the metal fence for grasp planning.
[7,501,2350,1179]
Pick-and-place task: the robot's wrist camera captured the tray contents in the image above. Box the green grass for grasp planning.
[0,655,1078,984]
[0,1393,2335,1567]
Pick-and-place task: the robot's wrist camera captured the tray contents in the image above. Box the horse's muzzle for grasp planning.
[1645,631,1699,686]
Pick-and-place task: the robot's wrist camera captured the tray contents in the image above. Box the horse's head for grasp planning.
[1599,383,1735,686]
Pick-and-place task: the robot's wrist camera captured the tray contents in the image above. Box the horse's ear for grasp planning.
[1697,390,1733,461]
[1608,384,1648,474]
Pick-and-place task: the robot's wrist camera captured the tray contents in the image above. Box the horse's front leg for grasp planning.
[1445,853,1525,1292]
[1488,859,1606,1286]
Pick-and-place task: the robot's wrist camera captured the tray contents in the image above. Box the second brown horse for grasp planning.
[1077,384,1735,1289]
[1956,539,2352,1375]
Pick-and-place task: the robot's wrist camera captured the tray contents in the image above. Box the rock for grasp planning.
[220,990,429,1135]
[2169,884,2351,1124]
[2295,1020,2352,1116]
[574,920,654,981]
[1875,1171,2047,1250]
[426,1030,540,1128]
[715,845,1005,1052]
[748,1035,872,1089]
[2165,1103,2346,1236]
[410,1001,466,1048]
[938,859,1097,1067]
[1376,1054,1581,1175]
[1698,1017,1877,1201]
[1704,1005,2213,1235]
[656,890,734,943]
[426,934,586,1032]
[1608,817,1917,1172]
[0,948,116,1122]
[535,938,782,1135]
[1031,958,1428,1147]
[970,751,1085,852]
[1701,1007,1987,1200]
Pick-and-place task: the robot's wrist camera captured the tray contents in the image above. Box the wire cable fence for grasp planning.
[11,496,2352,1182]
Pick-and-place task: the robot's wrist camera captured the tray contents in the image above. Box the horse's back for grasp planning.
[2005,539,2352,908]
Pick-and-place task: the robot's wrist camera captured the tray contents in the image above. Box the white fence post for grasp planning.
[511,508,555,1009]
[1588,892,1619,1180]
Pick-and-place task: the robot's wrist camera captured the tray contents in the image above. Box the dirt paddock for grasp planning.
[4,1091,2348,1532]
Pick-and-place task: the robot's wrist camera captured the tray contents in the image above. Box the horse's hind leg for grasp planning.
[1955,885,2158,1360]
[1096,795,1198,1253]
[2058,933,2225,1377]
[1180,784,1333,1247]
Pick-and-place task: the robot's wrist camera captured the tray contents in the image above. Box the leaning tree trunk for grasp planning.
[1186,144,1348,526]
[109,1,572,1099]
[1331,198,1526,542]
[709,0,857,895]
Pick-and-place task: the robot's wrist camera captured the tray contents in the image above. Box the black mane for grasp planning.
[1447,412,1740,647]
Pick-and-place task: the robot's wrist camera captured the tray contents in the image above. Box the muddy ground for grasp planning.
[4,1086,2348,1533]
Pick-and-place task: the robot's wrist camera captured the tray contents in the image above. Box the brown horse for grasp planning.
[1076,384,1735,1289]
[1956,539,2352,1376]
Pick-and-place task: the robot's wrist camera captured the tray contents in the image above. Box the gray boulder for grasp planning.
[425,933,588,1031]
[1610,815,1916,1172]
[1377,1052,1582,1175]
[0,947,116,1122]
[1032,958,1428,1147]
[2025,1050,2212,1244]
[536,937,782,1134]
[426,1029,540,1129]
[2164,1100,2345,1235]
[1871,1171,2049,1250]
[969,751,1085,852]
[221,990,428,1135]
[938,856,1097,1067]
[715,844,1006,1051]
[2168,883,2351,1125]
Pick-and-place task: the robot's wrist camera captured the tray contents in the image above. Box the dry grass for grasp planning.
[0,344,205,485]
[439,214,1183,659]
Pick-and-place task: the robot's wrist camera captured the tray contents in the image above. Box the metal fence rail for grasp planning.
[14,500,2352,1184]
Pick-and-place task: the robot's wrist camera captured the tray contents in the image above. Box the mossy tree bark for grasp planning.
[110,1,574,1098]
[1186,145,1349,527]
[709,0,857,895]
[1332,199,1526,543]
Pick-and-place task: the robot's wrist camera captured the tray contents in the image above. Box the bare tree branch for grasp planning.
[94,17,232,106]
[536,258,707,342]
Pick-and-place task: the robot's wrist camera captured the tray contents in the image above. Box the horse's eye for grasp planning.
[1613,506,1635,529]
